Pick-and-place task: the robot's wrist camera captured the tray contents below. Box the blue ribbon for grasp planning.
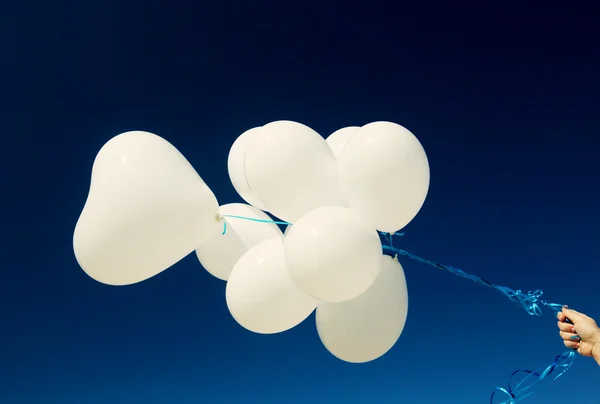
[381,233,576,403]
[220,214,291,235]
[490,351,576,403]
[219,215,576,402]
[380,235,562,316]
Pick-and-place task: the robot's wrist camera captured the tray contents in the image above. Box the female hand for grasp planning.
[557,306,600,364]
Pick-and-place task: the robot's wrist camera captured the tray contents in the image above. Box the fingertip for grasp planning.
[564,306,580,315]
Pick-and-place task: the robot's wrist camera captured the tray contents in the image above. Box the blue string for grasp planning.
[381,235,563,316]
[382,233,576,403]
[489,350,576,403]
[220,214,291,235]
[219,215,576,402]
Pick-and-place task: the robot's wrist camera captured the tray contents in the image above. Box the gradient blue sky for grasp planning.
[2,2,599,403]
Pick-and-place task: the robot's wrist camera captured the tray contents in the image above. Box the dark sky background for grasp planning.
[2,2,599,403]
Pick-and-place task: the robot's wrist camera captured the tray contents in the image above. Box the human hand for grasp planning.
[557,306,600,363]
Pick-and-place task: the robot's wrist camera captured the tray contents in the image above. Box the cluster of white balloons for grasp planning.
[73,120,430,363]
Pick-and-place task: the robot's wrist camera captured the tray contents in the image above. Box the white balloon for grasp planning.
[226,237,318,334]
[227,127,268,210]
[326,126,359,160]
[316,255,408,363]
[73,131,221,286]
[339,121,430,233]
[195,203,283,280]
[284,206,382,303]
[243,120,346,223]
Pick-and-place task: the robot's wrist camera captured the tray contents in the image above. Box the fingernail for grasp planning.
[563,305,569,309]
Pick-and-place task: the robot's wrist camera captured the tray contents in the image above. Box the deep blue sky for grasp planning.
[2,2,599,403]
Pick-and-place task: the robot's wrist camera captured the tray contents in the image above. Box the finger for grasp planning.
[563,307,585,323]
[563,340,580,350]
[560,330,580,341]
[557,320,576,332]
[557,312,566,321]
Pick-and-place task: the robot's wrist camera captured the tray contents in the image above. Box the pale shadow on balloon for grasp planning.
[316,255,409,363]
[226,237,318,334]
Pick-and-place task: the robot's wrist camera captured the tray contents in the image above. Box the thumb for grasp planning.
[563,307,585,323]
